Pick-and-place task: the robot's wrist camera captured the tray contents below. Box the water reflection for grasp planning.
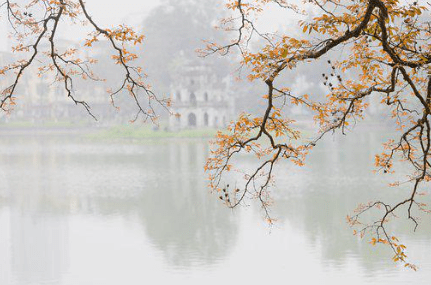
[0,130,430,284]
[0,137,70,285]
[10,208,70,285]
[79,141,239,267]
[271,129,431,273]
[0,135,238,284]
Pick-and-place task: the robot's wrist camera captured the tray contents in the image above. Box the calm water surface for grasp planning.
[0,129,430,284]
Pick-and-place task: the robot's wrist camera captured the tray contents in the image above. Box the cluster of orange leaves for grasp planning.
[204,0,431,270]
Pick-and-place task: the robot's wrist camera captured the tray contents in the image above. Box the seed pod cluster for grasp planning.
[322,60,343,91]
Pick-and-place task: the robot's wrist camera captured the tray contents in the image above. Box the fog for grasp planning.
[0,1,430,285]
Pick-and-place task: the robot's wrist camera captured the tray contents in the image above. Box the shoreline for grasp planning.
[0,124,218,140]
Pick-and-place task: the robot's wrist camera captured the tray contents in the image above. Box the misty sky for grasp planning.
[0,0,162,51]
[83,0,161,27]
[0,0,302,52]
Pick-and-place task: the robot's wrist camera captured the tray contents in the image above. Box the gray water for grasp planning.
[0,129,430,284]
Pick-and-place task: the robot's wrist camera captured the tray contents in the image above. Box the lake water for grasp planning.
[0,128,430,284]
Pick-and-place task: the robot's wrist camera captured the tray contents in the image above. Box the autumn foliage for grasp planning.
[0,0,170,121]
[1,0,431,270]
[204,0,431,270]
